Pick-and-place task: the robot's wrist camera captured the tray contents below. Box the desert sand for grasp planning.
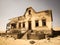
[0,36,60,45]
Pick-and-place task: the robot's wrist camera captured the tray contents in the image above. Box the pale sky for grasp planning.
[0,0,60,31]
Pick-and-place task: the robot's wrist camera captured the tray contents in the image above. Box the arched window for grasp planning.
[29,10,31,15]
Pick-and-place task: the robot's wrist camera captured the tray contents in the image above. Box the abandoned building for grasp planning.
[6,7,53,39]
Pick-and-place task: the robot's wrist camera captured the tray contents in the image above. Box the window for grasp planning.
[35,20,39,27]
[19,23,21,28]
[11,23,16,29]
[23,22,25,28]
[42,19,46,26]
[29,10,31,15]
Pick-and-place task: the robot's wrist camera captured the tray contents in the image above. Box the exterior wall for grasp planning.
[18,10,52,31]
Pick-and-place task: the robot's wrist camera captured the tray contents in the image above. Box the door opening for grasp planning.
[28,21,32,30]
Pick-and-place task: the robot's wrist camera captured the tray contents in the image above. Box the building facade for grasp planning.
[6,7,53,39]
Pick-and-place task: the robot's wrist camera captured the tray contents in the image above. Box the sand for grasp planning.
[0,36,60,45]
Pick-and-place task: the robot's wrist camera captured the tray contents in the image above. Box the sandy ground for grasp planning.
[0,36,60,45]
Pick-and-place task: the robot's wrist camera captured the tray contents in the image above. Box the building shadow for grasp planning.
[52,30,60,37]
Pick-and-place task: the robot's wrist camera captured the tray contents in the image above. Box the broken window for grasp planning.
[42,19,46,26]
[23,22,25,28]
[19,23,21,28]
[29,10,31,15]
[11,23,16,29]
[35,20,39,27]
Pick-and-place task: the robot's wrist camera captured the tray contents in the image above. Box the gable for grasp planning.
[24,7,36,17]
[23,7,53,21]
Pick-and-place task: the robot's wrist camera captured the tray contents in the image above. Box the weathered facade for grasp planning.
[6,7,53,39]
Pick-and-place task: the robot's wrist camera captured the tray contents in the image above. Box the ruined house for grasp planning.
[6,7,53,39]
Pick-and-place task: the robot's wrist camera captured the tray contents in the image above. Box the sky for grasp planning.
[0,0,60,31]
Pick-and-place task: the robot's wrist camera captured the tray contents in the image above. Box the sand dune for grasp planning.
[0,30,6,33]
[53,27,60,31]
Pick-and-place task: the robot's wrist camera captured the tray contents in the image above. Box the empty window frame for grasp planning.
[23,22,25,28]
[19,23,21,28]
[11,23,16,29]
[29,10,31,15]
[42,19,46,26]
[35,20,39,27]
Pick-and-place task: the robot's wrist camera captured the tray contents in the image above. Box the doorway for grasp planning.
[28,21,32,30]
